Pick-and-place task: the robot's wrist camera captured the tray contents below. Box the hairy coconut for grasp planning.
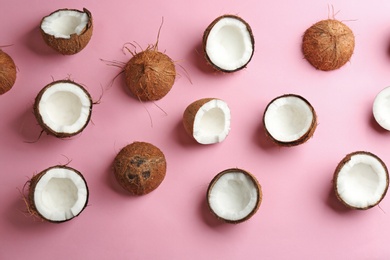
[263,94,317,146]
[114,141,167,195]
[0,49,16,95]
[333,151,389,210]
[183,98,231,144]
[40,8,93,55]
[302,19,355,71]
[26,165,89,223]
[124,48,176,101]
[207,168,262,224]
[34,79,93,138]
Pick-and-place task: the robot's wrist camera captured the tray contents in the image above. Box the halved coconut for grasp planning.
[373,86,390,130]
[34,80,93,138]
[0,49,16,95]
[207,168,262,224]
[40,8,93,55]
[203,15,255,72]
[333,151,389,210]
[263,94,317,146]
[183,98,231,144]
[302,19,355,71]
[114,141,167,195]
[27,165,89,223]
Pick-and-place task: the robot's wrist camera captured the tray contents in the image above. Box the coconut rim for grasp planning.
[202,14,255,73]
[207,168,262,224]
[373,86,390,131]
[333,151,389,210]
[263,94,317,146]
[34,79,93,138]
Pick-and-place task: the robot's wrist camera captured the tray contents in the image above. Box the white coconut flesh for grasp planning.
[38,82,91,135]
[193,99,231,144]
[373,86,390,130]
[208,171,259,221]
[336,153,388,209]
[264,96,314,142]
[34,167,88,222]
[205,17,253,71]
[41,10,89,39]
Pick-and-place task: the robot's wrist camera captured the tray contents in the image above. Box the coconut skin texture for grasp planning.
[182,98,214,139]
[202,14,255,73]
[302,19,355,71]
[40,8,93,55]
[26,165,89,223]
[207,168,262,224]
[333,151,389,210]
[114,141,167,195]
[0,49,16,95]
[33,79,93,138]
[263,94,317,147]
[124,49,176,101]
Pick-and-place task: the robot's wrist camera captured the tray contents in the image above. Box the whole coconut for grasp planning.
[114,141,167,195]
[0,49,16,95]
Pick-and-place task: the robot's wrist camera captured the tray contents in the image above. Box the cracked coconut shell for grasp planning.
[0,49,16,95]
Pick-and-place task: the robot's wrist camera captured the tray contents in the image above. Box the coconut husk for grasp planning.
[263,94,317,147]
[114,141,167,195]
[302,19,355,71]
[40,8,93,55]
[182,98,214,139]
[207,168,262,224]
[333,151,389,210]
[0,49,16,95]
[124,49,176,101]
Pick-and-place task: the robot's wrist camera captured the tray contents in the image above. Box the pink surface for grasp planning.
[1,0,390,259]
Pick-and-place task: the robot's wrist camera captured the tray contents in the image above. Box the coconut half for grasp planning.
[203,15,255,72]
[183,98,231,144]
[207,168,262,224]
[333,151,389,210]
[40,8,93,55]
[27,165,89,223]
[373,86,390,131]
[0,49,16,95]
[114,141,167,195]
[302,19,355,71]
[263,94,317,146]
[34,80,93,138]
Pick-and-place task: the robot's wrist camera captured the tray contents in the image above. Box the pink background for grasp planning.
[1,0,390,259]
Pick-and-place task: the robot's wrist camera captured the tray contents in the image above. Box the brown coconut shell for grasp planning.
[302,19,355,71]
[333,151,389,210]
[0,49,16,95]
[33,79,93,138]
[182,98,215,139]
[124,49,176,101]
[114,141,167,195]
[202,14,255,73]
[26,165,89,223]
[40,8,93,55]
[207,168,262,224]
[263,94,317,147]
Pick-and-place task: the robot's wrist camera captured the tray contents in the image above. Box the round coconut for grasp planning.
[207,168,262,224]
[124,49,176,101]
[26,165,89,223]
[114,141,167,195]
[33,79,93,138]
[302,19,355,71]
[40,8,93,55]
[0,49,16,95]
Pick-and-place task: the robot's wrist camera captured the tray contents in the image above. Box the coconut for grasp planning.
[302,19,355,71]
[263,94,317,146]
[207,168,262,224]
[373,86,390,130]
[0,49,16,95]
[333,151,389,210]
[203,15,255,72]
[34,79,93,138]
[114,141,167,195]
[26,165,89,223]
[40,8,93,55]
[183,98,231,144]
